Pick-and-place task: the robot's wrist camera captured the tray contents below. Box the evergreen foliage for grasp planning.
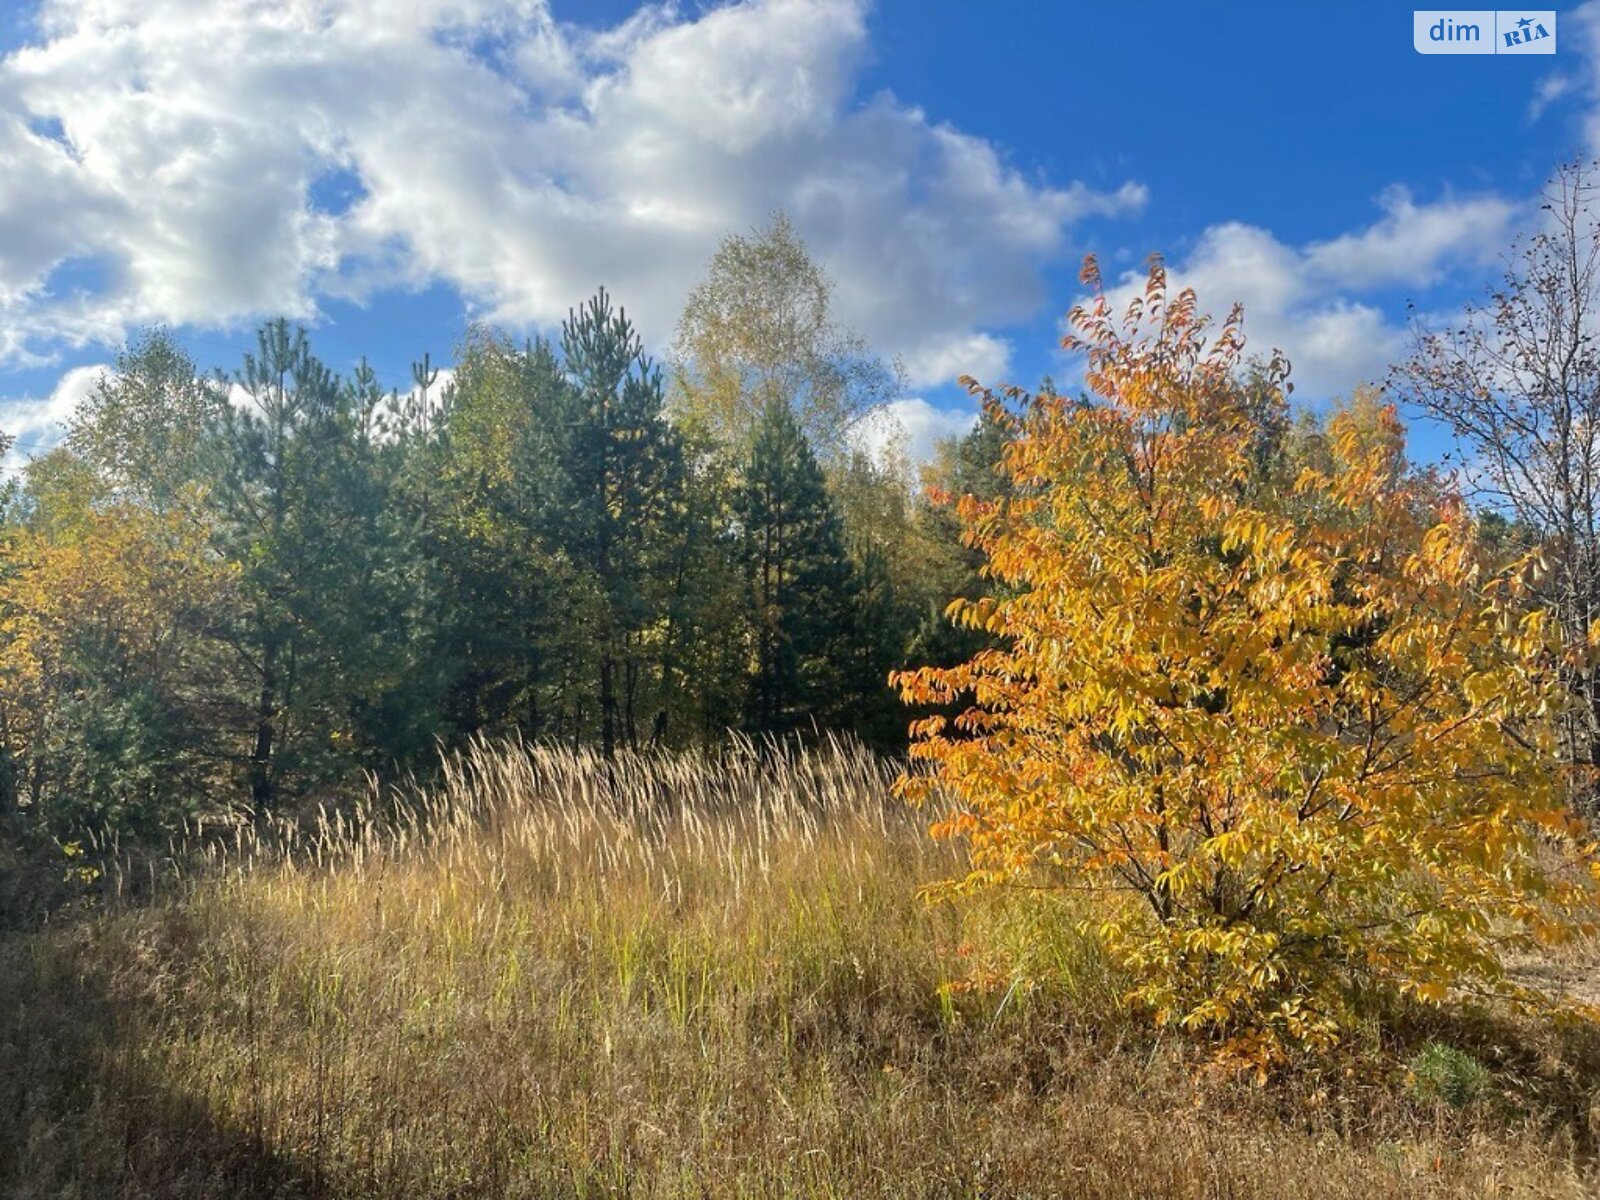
[0,239,950,838]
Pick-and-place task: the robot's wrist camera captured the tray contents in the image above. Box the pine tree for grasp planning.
[911,400,1017,669]
[739,398,858,734]
[425,332,567,738]
[552,289,686,757]
[211,320,405,806]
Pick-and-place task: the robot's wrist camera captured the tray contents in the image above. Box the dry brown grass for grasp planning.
[3,736,1599,1198]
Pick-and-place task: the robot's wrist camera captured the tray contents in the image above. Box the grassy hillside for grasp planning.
[3,739,1599,1198]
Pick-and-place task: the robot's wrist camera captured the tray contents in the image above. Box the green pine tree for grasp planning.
[551,289,686,757]
[211,320,414,806]
[739,398,859,735]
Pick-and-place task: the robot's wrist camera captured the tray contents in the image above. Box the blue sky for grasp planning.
[0,1,1592,466]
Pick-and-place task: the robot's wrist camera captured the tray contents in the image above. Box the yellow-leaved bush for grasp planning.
[0,477,239,832]
[894,258,1600,1055]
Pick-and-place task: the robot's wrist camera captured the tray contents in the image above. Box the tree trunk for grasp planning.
[0,707,16,819]
[250,638,277,811]
[599,654,616,761]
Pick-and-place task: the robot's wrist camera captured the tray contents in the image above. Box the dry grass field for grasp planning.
[4,737,1600,1198]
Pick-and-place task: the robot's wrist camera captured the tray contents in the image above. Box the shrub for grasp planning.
[1408,1042,1491,1109]
[894,258,1600,1062]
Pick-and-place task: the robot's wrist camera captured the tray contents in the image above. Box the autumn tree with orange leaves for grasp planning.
[894,259,1600,1056]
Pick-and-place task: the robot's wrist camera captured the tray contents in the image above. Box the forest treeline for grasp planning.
[0,218,1010,840]
[10,155,1600,856]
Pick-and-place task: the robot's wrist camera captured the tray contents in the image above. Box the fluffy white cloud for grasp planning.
[0,362,105,472]
[897,331,1012,390]
[1304,186,1515,291]
[854,396,976,465]
[1096,187,1518,398]
[0,0,1145,385]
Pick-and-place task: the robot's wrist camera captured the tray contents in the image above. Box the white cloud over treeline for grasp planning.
[0,0,1146,387]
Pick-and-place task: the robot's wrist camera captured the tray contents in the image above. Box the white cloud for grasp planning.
[1573,1,1600,149]
[898,331,1012,390]
[855,396,975,464]
[0,362,106,472]
[1529,71,1574,120]
[1069,4,1600,405]
[1099,223,1391,398]
[1304,186,1516,290]
[1095,186,1516,398]
[0,0,1145,387]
